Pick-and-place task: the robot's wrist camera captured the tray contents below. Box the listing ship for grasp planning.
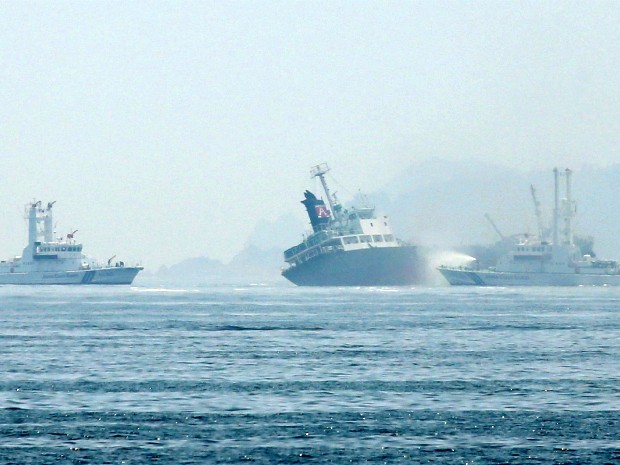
[282,164,423,286]
[438,168,620,286]
[0,201,143,285]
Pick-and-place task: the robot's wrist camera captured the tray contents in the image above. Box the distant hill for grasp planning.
[226,245,283,282]
[154,256,227,282]
[244,214,305,251]
[154,246,283,284]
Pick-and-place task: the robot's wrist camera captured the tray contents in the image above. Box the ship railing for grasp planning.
[284,231,340,261]
[284,243,307,261]
[591,259,618,268]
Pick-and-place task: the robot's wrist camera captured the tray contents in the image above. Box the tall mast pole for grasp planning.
[310,163,336,216]
[564,168,573,245]
[553,168,559,246]
[28,201,39,247]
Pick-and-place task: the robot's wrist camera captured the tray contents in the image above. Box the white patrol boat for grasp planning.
[438,168,620,286]
[282,164,423,286]
[0,201,143,285]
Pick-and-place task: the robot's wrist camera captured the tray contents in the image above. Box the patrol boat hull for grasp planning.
[438,267,620,286]
[0,266,143,285]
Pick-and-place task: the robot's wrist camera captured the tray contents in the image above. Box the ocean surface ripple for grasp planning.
[1,283,619,464]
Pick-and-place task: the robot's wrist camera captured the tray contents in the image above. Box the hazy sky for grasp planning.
[2,1,620,268]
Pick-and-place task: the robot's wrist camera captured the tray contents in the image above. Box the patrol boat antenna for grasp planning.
[310,163,339,220]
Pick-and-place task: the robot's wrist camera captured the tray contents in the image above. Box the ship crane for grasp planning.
[530,184,546,241]
[484,213,505,241]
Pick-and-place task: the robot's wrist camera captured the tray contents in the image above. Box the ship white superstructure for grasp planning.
[0,201,142,285]
[438,168,620,286]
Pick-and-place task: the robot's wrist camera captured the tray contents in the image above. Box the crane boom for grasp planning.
[484,213,505,240]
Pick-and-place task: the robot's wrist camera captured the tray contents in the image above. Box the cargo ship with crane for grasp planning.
[282,164,423,286]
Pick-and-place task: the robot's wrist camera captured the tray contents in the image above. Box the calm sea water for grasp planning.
[1,280,619,464]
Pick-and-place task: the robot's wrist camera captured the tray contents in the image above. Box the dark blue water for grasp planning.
[1,282,619,464]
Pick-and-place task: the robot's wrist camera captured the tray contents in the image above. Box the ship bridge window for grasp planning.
[356,209,374,219]
[360,235,372,243]
[343,236,359,244]
[383,234,394,242]
[373,235,383,242]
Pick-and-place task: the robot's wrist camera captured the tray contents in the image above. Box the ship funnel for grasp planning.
[301,190,331,232]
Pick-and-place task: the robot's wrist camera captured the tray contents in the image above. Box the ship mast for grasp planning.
[552,168,576,246]
[44,201,56,243]
[530,184,545,241]
[310,163,339,220]
[562,168,575,245]
[28,201,41,248]
[553,168,559,246]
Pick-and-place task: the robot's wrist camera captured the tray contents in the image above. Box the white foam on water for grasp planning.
[131,287,200,293]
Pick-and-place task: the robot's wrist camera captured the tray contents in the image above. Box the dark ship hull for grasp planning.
[282,245,422,286]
